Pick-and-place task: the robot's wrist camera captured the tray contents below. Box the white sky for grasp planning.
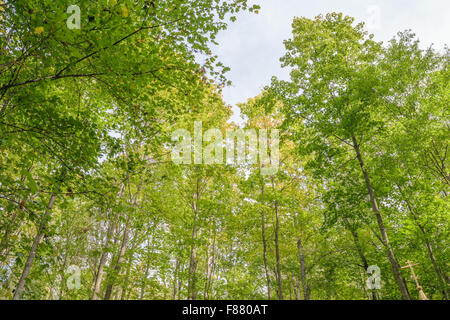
[212,0,450,125]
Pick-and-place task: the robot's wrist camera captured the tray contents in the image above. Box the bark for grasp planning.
[294,276,301,300]
[91,182,125,300]
[288,278,293,300]
[270,177,284,300]
[140,261,150,300]
[104,174,143,300]
[91,220,115,300]
[140,238,153,300]
[398,186,449,299]
[120,255,132,300]
[352,135,410,300]
[172,258,180,300]
[260,184,271,299]
[103,225,130,300]
[0,210,19,263]
[13,193,57,300]
[273,199,283,300]
[1,168,33,263]
[187,178,201,300]
[187,225,198,300]
[204,229,212,299]
[346,222,377,300]
[297,238,309,300]
[58,246,69,299]
[204,221,216,300]
[177,263,183,299]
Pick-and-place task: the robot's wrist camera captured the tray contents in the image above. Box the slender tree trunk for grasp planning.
[346,223,377,300]
[13,193,57,300]
[288,278,293,300]
[352,136,410,300]
[188,178,201,300]
[140,238,153,300]
[177,263,183,300]
[209,250,217,299]
[273,199,283,300]
[1,209,19,264]
[260,184,271,300]
[140,260,150,300]
[172,258,180,300]
[293,275,301,300]
[188,224,198,299]
[91,182,125,300]
[58,248,69,300]
[204,229,211,300]
[296,238,309,300]
[104,174,142,300]
[120,255,132,300]
[398,187,449,299]
[270,176,283,300]
[204,220,216,300]
[422,241,448,299]
[1,167,33,265]
[103,226,130,300]
[92,220,115,300]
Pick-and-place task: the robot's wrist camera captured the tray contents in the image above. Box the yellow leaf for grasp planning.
[121,4,128,18]
[110,0,117,5]
[34,26,44,34]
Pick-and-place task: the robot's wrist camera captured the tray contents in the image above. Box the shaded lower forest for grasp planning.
[0,2,448,300]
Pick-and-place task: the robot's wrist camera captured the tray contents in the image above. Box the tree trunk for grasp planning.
[103,225,130,300]
[293,275,301,300]
[187,224,198,299]
[346,223,377,300]
[92,220,115,300]
[260,184,271,300]
[92,182,125,300]
[398,187,448,299]
[13,193,57,300]
[188,178,201,300]
[120,255,132,300]
[352,135,410,300]
[204,220,216,300]
[274,199,283,300]
[140,238,153,300]
[172,258,179,300]
[104,174,143,300]
[297,238,309,300]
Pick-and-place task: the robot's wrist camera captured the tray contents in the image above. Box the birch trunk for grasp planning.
[352,135,410,300]
[13,193,57,300]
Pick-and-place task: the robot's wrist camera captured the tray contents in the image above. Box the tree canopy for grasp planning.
[0,4,448,300]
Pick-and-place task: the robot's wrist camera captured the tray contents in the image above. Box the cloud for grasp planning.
[212,0,450,125]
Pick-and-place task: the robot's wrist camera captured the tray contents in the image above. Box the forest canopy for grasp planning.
[0,1,448,300]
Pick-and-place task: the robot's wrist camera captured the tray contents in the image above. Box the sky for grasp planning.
[211,0,450,125]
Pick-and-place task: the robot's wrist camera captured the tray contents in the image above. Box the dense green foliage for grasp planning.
[0,3,448,300]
